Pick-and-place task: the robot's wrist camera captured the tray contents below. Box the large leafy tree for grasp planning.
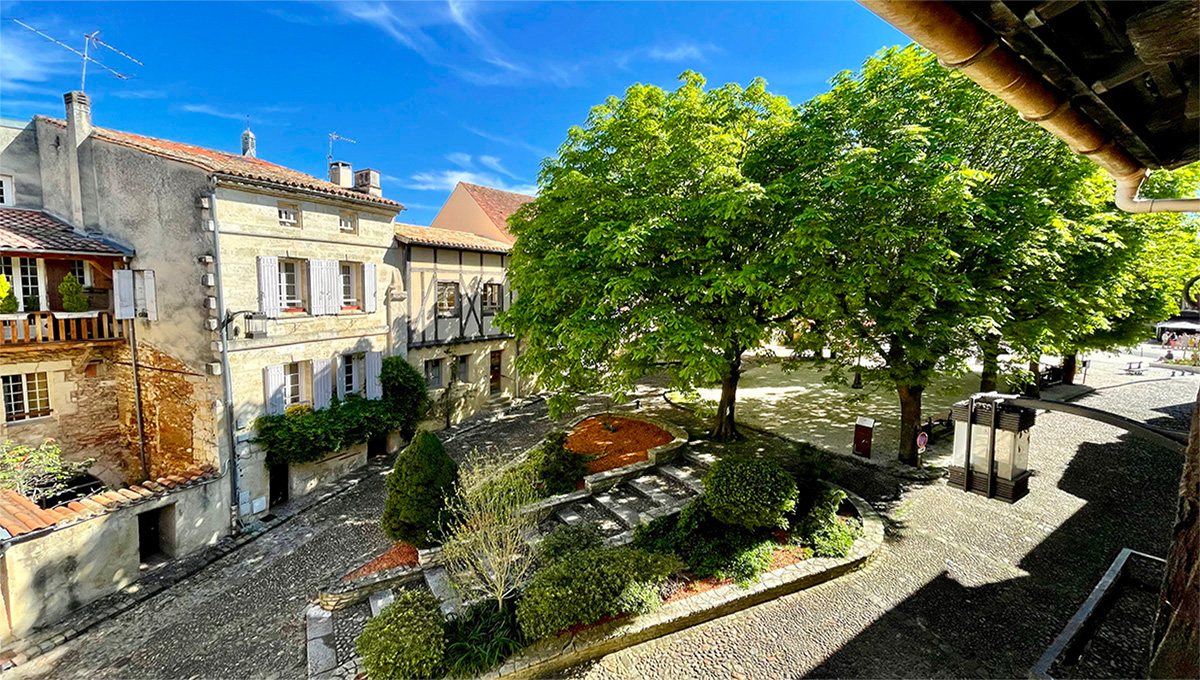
[501,72,793,440]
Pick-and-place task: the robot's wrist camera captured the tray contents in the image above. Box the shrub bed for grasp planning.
[703,457,797,530]
[356,591,445,680]
[444,598,526,677]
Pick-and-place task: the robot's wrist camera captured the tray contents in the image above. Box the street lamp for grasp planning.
[222,310,269,339]
[949,394,1035,503]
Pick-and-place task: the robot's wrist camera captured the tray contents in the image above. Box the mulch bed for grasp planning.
[566,416,674,476]
[664,540,813,603]
[342,542,419,581]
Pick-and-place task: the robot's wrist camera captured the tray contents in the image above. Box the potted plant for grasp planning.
[0,275,23,321]
[56,273,99,319]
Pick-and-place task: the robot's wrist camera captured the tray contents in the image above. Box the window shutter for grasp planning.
[365,351,383,400]
[363,263,378,313]
[263,364,286,415]
[335,355,346,400]
[137,270,158,321]
[328,260,341,313]
[307,259,323,316]
[312,358,332,410]
[114,269,135,319]
[257,256,281,318]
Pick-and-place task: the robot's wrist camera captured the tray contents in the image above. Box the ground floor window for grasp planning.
[282,362,304,407]
[457,354,471,383]
[341,353,363,396]
[425,358,443,389]
[2,372,50,422]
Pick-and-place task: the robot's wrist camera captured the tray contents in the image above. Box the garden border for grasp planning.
[481,484,884,680]
[565,411,690,492]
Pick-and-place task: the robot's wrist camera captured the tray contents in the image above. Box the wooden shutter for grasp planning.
[137,270,158,321]
[335,355,346,400]
[263,364,286,415]
[114,269,135,319]
[307,259,323,316]
[312,358,332,410]
[365,351,383,399]
[363,263,378,313]
[257,256,281,318]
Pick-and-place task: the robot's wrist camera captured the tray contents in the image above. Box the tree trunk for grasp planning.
[896,383,924,467]
[1062,353,1078,385]
[710,352,742,442]
[980,335,1000,393]
[1024,360,1042,398]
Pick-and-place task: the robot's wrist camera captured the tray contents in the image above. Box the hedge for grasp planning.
[703,457,798,530]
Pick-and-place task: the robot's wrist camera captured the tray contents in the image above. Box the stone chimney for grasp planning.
[329,161,353,188]
[241,127,256,158]
[353,168,381,197]
[63,91,92,229]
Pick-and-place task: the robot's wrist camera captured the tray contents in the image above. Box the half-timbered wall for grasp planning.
[406,246,511,347]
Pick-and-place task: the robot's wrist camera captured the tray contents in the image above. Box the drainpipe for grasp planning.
[857,0,1200,215]
[208,182,243,531]
[124,257,149,480]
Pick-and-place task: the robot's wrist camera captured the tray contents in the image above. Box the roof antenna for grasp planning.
[328,132,356,163]
[10,20,143,93]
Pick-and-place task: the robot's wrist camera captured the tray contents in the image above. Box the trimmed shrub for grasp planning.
[516,546,682,640]
[355,590,445,680]
[704,458,797,530]
[532,430,588,495]
[633,498,774,585]
[0,275,18,313]
[444,597,525,677]
[381,356,430,440]
[381,431,458,547]
[793,487,862,558]
[538,522,604,565]
[58,273,89,313]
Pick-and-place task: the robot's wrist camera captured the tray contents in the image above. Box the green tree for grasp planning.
[501,72,794,440]
[381,431,457,547]
[380,356,430,440]
[0,275,17,314]
[0,439,93,505]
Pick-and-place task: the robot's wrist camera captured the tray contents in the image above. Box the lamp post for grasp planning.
[949,394,1035,503]
[221,310,268,338]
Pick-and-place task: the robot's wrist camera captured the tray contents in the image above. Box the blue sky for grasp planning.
[0,1,907,225]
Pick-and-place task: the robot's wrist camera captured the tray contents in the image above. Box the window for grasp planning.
[340,262,361,309]
[425,358,443,389]
[482,283,503,314]
[69,260,91,287]
[341,354,363,396]
[278,259,306,311]
[0,175,12,206]
[456,354,470,383]
[339,212,358,234]
[436,282,459,318]
[19,258,41,312]
[277,202,300,227]
[281,362,304,406]
[2,372,50,422]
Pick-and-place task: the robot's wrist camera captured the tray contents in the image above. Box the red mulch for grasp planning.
[342,542,419,581]
[666,538,813,603]
[665,576,734,603]
[566,416,673,476]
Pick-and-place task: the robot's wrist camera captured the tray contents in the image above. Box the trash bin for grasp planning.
[853,416,875,458]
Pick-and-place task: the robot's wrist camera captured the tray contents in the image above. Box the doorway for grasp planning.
[490,351,503,396]
[269,462,289,508]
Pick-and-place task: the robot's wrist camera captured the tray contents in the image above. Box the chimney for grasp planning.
[329,161,353,188]
[241,127,256,158]
[63,91,92,229]
[353,168,382,197]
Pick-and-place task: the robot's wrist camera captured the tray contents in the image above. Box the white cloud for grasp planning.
[180,104,246,121]
[111,89,169,100]
[391,169,536,195]
[337,1,439,57]
[446,152,475,168]
[648,42,716,63]
[479,155,518,180]
[464,125,551,158]
[0,25,76,97]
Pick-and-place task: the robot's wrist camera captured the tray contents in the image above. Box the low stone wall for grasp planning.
[317,562,425,611]
[290,443,368,500]
[482,486,884,680]
[568,412,690,493]
[1150,362,1200,374]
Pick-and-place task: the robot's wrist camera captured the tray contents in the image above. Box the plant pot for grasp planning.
[0,313,28,321]
[54,310,101,319]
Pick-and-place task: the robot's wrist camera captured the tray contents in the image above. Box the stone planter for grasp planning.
[289,442,368,499]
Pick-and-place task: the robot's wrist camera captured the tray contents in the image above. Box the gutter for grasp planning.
[858,0,1199,215]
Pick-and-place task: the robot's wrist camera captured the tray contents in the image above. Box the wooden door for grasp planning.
[490,351,502,396]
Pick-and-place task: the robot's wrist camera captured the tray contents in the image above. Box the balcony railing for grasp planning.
[0,312,126,348]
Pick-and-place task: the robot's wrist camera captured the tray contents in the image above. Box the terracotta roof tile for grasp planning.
[116,489,141,501]
[156,477,176,489]
[128,485,153,497]
[36,116,402,209]
[0,209,128,256]
[394,223,511,254]
[459,182,534,241]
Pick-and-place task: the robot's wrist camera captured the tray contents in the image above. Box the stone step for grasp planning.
[682,449,718,469]
[368,588,395,618]
[555,504,584,526]
[593,491,641,529]
[627,475,681,508]
[658,464,705,495]
[423,567,462,618]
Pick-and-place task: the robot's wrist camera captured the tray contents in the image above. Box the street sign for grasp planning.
[916,431,929,454]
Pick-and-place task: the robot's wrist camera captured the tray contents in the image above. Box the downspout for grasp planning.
[209,181,243,532]
[857,0,1200,215]
[124,257,149,480]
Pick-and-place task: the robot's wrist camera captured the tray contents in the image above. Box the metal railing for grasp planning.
[0,311,126,347]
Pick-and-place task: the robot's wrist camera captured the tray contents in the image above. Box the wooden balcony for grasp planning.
[0,312,126,351]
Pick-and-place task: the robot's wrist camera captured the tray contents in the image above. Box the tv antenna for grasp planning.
[328,132,356,163]
[10,20,144,92]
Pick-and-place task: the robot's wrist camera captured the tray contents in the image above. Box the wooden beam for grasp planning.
[1127,1,1200,64]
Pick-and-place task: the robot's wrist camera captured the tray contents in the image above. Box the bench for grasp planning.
[1123,361,1145,376]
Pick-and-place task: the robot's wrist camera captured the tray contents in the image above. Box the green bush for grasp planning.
[632,498,774,585]
[254,397,404,465]
[381,431,458,547]
[516,546,681,640]
[381,356,430,440]
[538,522,604,565]
[704,458,797,530]
[0,275,17,314]
[532,430,588,496]
[355,590,446,680]
[444,597,525,677]
[793,487,861,558]
[57,273,89,313]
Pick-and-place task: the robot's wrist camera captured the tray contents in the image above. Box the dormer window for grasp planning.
[339,212,358,234]
[0,175,12,206]
[278,202,300,227]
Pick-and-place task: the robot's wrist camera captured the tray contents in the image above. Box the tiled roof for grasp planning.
[459,182,535,240]
[0,208,128,255]
[394,222,511,254]
[36,117,402,209]
[0,465,218,541]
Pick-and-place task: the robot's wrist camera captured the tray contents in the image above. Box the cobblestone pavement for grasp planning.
[6,398,580,680]
[566,371,1197,679]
